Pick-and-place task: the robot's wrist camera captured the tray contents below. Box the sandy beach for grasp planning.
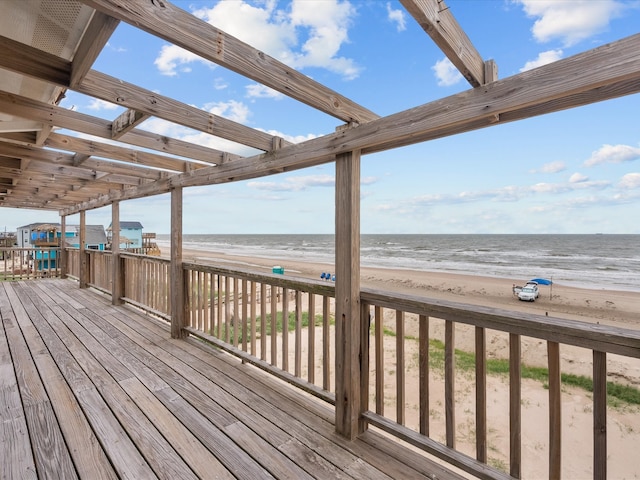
[176,247,640,478]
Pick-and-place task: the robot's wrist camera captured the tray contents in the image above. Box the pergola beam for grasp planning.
[400,0,489,86]
[58,32,640,215]
[0,34,284,152]
[81,0,379,124]
[0,89,232,166]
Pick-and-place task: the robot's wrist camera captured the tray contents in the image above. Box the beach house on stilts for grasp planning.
[1,1,639,478]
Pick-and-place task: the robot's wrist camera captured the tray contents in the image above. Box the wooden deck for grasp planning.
[0,278,463,480]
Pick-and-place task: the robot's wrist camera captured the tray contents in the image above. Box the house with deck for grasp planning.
[107,221,143,250]
[0,1,639,478]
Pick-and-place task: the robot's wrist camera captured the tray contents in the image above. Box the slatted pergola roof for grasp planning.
[1,0,639,217]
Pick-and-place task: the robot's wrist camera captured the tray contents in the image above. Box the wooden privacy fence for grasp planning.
[54,249,640,479]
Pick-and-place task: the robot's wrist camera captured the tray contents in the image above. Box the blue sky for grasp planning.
[3,0,640,234]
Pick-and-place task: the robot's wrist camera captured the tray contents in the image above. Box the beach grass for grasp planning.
[215,312,640,407]
[427,338,640,407]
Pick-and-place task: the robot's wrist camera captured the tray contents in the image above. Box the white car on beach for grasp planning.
[518,283,539,302]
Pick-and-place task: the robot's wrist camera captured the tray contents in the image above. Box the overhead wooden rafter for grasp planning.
[400,0,495,86]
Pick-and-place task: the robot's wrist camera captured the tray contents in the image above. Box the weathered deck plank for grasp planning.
[1,279,465,479]
[0,292,37,480]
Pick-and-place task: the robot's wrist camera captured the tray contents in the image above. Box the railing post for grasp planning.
[79,210,88,289]
[111,201,123,305]
[60,215,67,279]
[334,148,363,439]
[170,187,186,339]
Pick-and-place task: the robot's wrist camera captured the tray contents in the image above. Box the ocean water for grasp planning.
[156,234,640,292]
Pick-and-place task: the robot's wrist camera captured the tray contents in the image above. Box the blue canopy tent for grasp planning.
[530,278,553,299]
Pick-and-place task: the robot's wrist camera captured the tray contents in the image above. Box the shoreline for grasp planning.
[171,246,639,329]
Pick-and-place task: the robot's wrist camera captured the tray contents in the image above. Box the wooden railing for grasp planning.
[52,249,640,478]
[183,262,336,403]
[86,249,112,293]
[0,247,61,279]
[121,253,171,319]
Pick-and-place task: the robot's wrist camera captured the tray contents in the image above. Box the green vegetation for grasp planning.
[218,311,329,344]
[423,337,640,406]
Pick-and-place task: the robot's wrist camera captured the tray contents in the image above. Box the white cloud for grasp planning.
[248,173,378,193]
[154,44,214,76]
[516,0,625,47]
[246,84,285,100]
[142,117,261,157]
[386,2,406,32]
[531,161,566,174]
[569,172,588,183]
[584,144,640,167]
[248,174,335,192]
[432,58,463,87]
[213,78,228,90]
[619,173,640,189]
[202,100,251,124]
[186,0,361,80]
[520,49,563,72]
[87,98,119,111]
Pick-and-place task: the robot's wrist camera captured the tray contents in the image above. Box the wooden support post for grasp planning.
[79,210,88,289]
[334,149,364,439]
[59,215,67,278]
[111,201,123,305]
[170,187,186,339]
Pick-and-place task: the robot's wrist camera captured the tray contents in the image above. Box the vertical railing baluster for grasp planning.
[323,295,331,391]
[203,272,210,333]
[419,314,429,436]
[510,333,522,479]
[224,276,231,343]
[445,320,455,448]
[260,283,267,361]
[593,350,607,480]
[308,292,315,384]
[548,341,561,479]
[396,310,405,425]
[295,291,302,378]
[217,275,223,338]
[282,288,289,372]
[376,306,384,416]
[360,301,371,434]
[476,326,487,463]
[233,277,239,346]
[242,278,248,352]
[271,285,278,366]
[250,281,257,355]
